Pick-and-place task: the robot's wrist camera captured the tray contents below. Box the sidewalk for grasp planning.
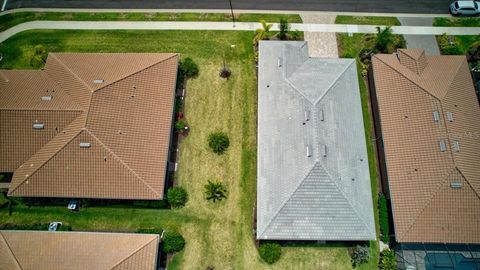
[1,20,479,43]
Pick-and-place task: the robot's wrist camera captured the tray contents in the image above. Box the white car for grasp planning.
[450,1,480,16]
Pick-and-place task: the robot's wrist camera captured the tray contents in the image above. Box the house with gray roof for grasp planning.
[257,41,376,241]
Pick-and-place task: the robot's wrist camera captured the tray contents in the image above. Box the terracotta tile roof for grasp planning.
[2,53,178,200]
[371,49,480,243]
[0,231,159,270]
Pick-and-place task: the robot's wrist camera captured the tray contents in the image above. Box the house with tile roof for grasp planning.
[0,53,178,200]
[0,231,160,270]
[256,41,376,241]
[370,49,480,244]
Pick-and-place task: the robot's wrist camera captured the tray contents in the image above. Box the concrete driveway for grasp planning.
[398,17,440,55]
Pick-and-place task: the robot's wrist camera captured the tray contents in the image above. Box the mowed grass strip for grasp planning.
[0,29,356,270]
[0,11,302,32]
[335,15,401,26]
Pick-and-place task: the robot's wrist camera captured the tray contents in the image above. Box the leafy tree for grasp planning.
[278,18,290,40]
[351,245,370,267]
[379,249,397,270]
[375,26,395,53]
[208,132,230,154]
[253,20,273,45]
[179,57,199,78]
[162,231,185,253]
[166,187,188,208]
[379,194,390,243]
[204,180,227,202]
[259,243,282,264]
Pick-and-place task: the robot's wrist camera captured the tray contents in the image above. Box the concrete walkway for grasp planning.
[301,13,338,57]
[1,20,479,43]
[398,17,440,55]
[0,7,454,18]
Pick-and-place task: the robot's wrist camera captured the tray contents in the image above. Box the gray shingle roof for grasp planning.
[257,41,376,241]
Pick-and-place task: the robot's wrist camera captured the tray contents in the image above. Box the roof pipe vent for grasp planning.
[306,146,312,157]
[450,182,463,189]
[79,142,91,148]
[321,144,327,157]
[433,111,440,122]
[304,110,310,122]
[439,140,447,152]
[33,123,44,129]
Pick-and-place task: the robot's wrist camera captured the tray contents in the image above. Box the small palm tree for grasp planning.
[253,20,273,45]
[375,26,394,53]
[204,180,227,202]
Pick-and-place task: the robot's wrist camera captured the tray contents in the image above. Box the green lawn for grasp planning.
[336,33,383,269]
[436,34,480,55]
[0,29,356,270]
[0,11,302,32]
[434,17,480,27]
[335,15,401,26]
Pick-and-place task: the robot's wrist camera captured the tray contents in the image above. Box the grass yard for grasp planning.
[434,17,480,27]
[0,29,356,269]
[335,15,401,26]
[0,11,302,32]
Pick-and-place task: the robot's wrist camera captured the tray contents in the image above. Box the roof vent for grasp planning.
[433,111,440,122]
[453,140,460,152]
[93,79,104,84]
[41,95,53,101]
[450,182,463,189]
[33,123,44,129]
[439,140,446,152]
[321,144,327,157]
[304,110,310,122]
[278,57,282,67]
[306,146,312,157]
[446,111,454,122]
[79,142,91,148]
[319,109,324,121]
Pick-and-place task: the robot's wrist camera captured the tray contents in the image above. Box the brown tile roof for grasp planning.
[371,49,480,244]
[0,231,159,270]
[1,53,178,200]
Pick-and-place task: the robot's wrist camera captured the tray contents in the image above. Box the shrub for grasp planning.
[30,44,48,68]
[179,57,199,78]
[208,132,230,154]
[175,119,187,132]
[379,249,397,270]
[379,194,390,243]
[166,187,188,208]
[278,18,290,40]
[351,245,370,267]
[162,231,185,253]
[175,98,183,113]
[259,243,282,264]
[438,34,463,55]
[289,29,302,41]
[204,180,227,202]
[467,41,480,64]
[219,65,232,79]
[136,228,162,234]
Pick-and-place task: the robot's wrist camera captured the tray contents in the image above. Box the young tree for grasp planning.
[166,187,188,208]
[253,20,273,45]
[204,180,227,202]
[278,18,290,40]
[375,26,395,53]
[162,231,186,253]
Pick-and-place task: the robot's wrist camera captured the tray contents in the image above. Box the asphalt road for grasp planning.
[5,0,451,14]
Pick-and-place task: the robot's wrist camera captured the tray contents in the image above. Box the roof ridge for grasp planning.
[373,55,440,102]
[439,57,465,101]
[313,59,354,105]
[109,235,158,270]
[315,161,376,238]
[8,115,85,195]
[258,163,318,238]
[84,129,161,198]
[49,53,94,93]
[92,53,178,94]
[396,167,457,241]
[0,231,24,270]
